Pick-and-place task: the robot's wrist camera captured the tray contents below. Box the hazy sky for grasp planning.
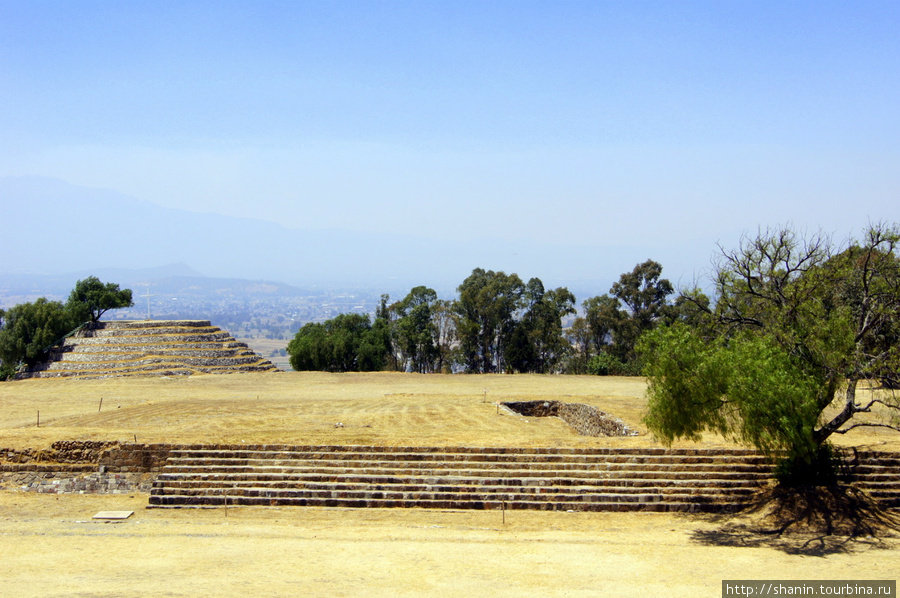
[2,1,898,286]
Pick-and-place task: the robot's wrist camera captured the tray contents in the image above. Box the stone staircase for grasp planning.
[149,445,786,512]
[19,320,278,379]
[839,450,900,509]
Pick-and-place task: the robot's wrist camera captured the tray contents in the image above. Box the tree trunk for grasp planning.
[812,378,858,446]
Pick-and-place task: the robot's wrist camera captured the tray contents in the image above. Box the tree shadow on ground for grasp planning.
[690,485,900,557]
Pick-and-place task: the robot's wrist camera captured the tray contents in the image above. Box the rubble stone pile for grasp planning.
[502,400,637,436]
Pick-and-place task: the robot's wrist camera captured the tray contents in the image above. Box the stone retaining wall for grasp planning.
[99,443,177,473]
[0,442,181,473]
[1,470,155,494]
[2,440,120,464]
[1,441,173,494]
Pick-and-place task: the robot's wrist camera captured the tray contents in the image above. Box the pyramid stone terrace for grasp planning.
[18,320,278,379]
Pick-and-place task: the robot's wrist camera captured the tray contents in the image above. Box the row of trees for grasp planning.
[287,261,684,375]
[0,277,133,379]
[286,223,900,484]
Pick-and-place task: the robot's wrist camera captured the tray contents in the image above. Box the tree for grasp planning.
[67,276,134,323]
[639,224,900,484]
[563,316,593,374]
[0,298,77,377]
[390,286,439,373]
[664,287,713,329]
[287,313,389,372]
[580,294,624,355]
[507,279,576,373]
[609,259,673,363]
[431,299,457,374]
[454,269,525,373]
[0,308,8,379]
[574,260,674,375]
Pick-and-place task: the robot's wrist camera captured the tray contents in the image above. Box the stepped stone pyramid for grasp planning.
[19,320,279,379]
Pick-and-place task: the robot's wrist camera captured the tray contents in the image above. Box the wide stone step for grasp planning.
[155,470,768,488]
[846,465,900,476]
[47,355,265,370]
[70,325,226,335]
[152,478,762,498]
[147,494,737,512]
[162,445,763,456]
[164,449,771,466]
[155,470,766,487]
[163,453,772,470]
[61,347,256,359]
[149,485,708,503]
[66,332,236,345]
[66,340,250,350]
[159,463,772,482]
[39,362,276,378]
[96,320,214,330]
[853,475,900,490]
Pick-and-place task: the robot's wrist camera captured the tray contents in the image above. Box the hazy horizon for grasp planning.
[2,2,898,294]
[2,174,713,305]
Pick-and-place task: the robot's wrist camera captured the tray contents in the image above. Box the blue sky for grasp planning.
[2,1,898,288]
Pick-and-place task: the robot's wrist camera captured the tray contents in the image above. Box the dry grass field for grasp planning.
[2,371,898,452]
[1,372,898,597]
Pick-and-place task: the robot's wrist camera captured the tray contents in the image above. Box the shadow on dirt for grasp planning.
[690,485,900,556]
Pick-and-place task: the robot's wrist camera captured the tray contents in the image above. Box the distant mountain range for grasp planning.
[0,176,664,302]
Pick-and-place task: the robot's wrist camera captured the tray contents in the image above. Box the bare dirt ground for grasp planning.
[1,372,898,597]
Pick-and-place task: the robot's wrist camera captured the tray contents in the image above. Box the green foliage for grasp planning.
[562,316,593,374]
[0,308,11,380]
[574,259,675,374]
[287,313,389,372]
[640,224,900,484]
[586,351,638,376]
[609,259,674,363]
[452,270,575,373]
[454,268,526,373]
[641,324,822,462]
[431,299,456,373]
[0,298,78,375]
[0,276,132,379]
[580,294,623,355]
[390,286,439,373]
[506,280,576,373]
[67,276,134,323]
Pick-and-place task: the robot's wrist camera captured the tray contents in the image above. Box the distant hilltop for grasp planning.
[17,320,279,379]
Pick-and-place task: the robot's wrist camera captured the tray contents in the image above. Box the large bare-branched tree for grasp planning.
[639,224,900,483]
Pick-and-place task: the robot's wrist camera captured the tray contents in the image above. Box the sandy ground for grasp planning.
[1,373,898,597]
[1,492,897,598]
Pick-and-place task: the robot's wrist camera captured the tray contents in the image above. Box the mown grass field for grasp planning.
[0,371,657,450]
[1,371,898,452]
[1,372,899,598]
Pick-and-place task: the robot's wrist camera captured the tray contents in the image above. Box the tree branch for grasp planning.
[832,422,900,435]
[862,398,900,413]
